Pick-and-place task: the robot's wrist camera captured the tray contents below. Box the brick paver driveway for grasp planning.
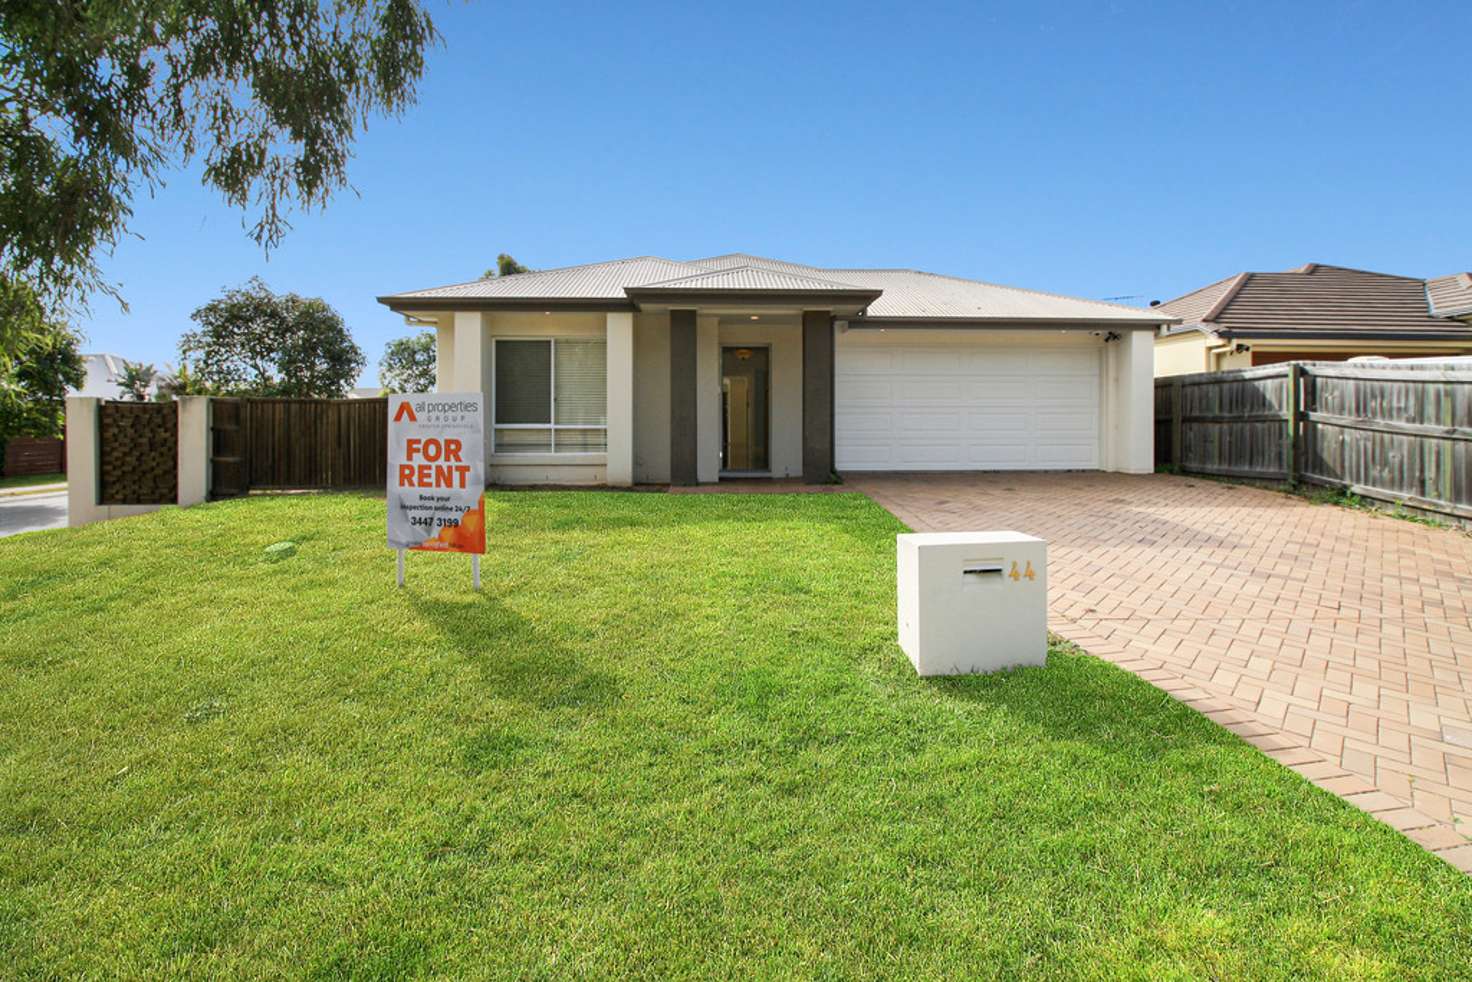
[852,471,1472,871]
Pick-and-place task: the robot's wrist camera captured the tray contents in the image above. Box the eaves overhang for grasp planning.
[1216,328,1472,342]
[377,295,637,314]
[847,315,1178,330]
[622,287,883,311]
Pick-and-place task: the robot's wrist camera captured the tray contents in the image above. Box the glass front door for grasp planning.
[721,346,770,472]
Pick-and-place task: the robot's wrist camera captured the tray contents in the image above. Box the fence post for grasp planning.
[1170,378,1183,471]
[176,396,211,506]
[1285,363,1300,486]
[65,397,102,527]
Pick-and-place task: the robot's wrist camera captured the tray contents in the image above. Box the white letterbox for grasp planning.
[897,531,1047,676]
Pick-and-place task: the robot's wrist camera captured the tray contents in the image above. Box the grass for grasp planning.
[1296,485,1455,530]
[2,492,1471,977]
[1159,467,1463,533]
[0,472,64,491]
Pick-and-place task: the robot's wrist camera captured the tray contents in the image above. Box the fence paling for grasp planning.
[1155,361,1472,521]
[241,398,387,492]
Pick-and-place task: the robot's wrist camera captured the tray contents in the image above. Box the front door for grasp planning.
[721,346,770,472]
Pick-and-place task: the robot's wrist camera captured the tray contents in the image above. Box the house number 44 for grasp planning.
[1009,561,1036,582]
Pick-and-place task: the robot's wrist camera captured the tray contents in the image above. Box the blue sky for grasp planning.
[80,0,1471,384]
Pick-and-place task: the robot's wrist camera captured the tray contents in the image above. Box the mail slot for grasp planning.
[897,531,1047,676]
[962,562,1005,576]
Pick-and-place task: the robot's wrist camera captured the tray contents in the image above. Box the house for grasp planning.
[1153,264,1472,376]
[69,353,160,400]
[377,253,1173,486]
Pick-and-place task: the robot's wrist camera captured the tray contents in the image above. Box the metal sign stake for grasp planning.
[472,554,481,590]
[397,548,405,588]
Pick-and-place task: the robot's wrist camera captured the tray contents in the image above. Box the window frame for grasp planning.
[490,336,608,455]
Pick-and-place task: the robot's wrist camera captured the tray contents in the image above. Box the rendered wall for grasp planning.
[633,312,671,483]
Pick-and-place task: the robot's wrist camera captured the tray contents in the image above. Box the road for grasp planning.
[0,491,67,538]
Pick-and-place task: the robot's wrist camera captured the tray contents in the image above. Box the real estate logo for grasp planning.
[387,393,486,558]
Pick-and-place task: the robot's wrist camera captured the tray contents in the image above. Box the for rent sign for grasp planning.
[387,393,486,554]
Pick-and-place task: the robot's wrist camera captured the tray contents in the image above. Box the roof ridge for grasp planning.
[687,252,825,271]
[1290,262,1422,281]
[634,264,871,290]
[1202,272,1250,322]
[1153,272,1244,314]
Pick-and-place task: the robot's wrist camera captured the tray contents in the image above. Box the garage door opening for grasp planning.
[835,335,1103,471]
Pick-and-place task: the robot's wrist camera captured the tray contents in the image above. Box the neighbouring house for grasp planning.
[377,253,1173,486]
[69,353,161,399]
[1153,264,1472,376]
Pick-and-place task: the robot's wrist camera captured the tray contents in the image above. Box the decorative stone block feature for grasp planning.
[99,401,177,505]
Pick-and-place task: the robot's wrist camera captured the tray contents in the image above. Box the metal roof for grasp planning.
[383,256,708,301]
[380,253,1174,324]
[685,253,828,276]
[633,265,878,293]
[1427,273,1472,320]
[822,268,1166,322]
[1155,264,1472,340]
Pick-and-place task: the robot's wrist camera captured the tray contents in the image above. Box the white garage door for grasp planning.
[835,339,1102,471]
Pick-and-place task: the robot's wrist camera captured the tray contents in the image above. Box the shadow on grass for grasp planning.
[918,646,1237,756]
[409,592,623,715]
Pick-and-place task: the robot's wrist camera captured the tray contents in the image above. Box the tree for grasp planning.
[483,254,532,278]
[0,1,440,329]
[117,361,157,401]
[378,331,436,393]
[181,278,366,398]
[0,320,84,450]
[154,361,214,401]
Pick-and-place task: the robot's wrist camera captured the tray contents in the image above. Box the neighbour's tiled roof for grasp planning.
[1152,273,1243,328]
[379,252,1172,324]
[1427,273,1472,320]
[1155,263,1472,340]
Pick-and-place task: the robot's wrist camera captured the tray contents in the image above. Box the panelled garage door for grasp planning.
[835,337,1102,471]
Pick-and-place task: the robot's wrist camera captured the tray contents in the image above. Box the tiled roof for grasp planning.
[381,253,1173,324]
[1152,273,1243,328]
[1427,273,1472,319]
[1155,263,1472,339]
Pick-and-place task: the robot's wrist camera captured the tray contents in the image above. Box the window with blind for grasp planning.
[493,338,607,453]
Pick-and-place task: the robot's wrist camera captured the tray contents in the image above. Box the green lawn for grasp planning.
[2,493,1470,977]
[0,472,64,491]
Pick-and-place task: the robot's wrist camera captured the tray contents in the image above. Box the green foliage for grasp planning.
[378,330,435,393]
[181,277,366,397]
[154,360,214,400]
[0,1,440,317]
[2,492,1471,975]
[115,361,157,401]
[483,253,532,278]
[0,318,83,444]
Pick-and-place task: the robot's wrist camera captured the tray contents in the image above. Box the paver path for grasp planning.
[852,471,1472,871]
